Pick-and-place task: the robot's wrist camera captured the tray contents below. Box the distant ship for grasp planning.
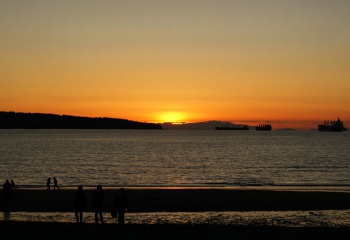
[256,123,272,131]
[215,125,249,130]
[318,118,347,132]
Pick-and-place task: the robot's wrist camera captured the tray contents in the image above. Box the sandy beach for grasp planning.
[1,188,350,239]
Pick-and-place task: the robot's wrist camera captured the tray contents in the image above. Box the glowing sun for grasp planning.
[158,111,186,123]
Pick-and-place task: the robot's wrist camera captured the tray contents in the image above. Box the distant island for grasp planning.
[0,112,162,129]
[161,122,314,131]
[161,121,255,130]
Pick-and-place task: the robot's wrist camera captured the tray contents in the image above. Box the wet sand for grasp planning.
[1,188,350,212]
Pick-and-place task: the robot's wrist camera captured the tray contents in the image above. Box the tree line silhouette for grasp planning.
[0,112,162,129]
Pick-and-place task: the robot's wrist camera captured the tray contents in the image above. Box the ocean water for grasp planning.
[0,129,349,187]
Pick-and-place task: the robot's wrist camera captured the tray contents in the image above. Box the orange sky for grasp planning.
[1,1,350,129]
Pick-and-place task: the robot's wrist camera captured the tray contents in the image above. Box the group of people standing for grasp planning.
[73,185,128,225]
[3,178,127,224]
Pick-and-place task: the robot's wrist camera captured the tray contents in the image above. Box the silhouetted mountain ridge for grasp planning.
[0,111,162,129]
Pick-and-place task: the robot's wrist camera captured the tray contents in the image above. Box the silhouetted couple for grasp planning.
[91,186,128,224]
[73,185,105,224]
[47,177,60,190]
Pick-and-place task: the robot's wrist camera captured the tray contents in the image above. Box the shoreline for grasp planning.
[12,185,350,192]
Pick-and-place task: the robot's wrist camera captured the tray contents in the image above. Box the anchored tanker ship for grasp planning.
[318,118,347,132]
[256,123,272,131]
[215,124,249,130]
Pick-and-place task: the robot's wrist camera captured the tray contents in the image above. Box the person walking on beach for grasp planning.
[114,188,128,224]
[53,177,60,190]
[91,185,105,224]
[73,185,87,223]
[11,180,17,190]
[3,179,12,202]
[47,178,51,190]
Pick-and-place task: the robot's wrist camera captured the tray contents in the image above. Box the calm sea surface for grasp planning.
[0,129,349,187]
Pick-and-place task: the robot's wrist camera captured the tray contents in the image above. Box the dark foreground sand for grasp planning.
[1,188,350,239]
[1,221,350,240]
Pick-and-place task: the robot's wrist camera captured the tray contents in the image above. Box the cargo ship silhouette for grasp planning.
[215,124,249,130]
[256,123,272,131]
[318,117,347,132]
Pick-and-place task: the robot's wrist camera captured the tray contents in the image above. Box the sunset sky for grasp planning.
[1,0,350,129]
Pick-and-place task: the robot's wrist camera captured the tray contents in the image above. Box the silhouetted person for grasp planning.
[91,185,105,224]
[53,177,60,190]
[47,178,51,190]
[73,186,87,223]
[114,188,128,224]
[11,180,17,190]
[3,180,11,202]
